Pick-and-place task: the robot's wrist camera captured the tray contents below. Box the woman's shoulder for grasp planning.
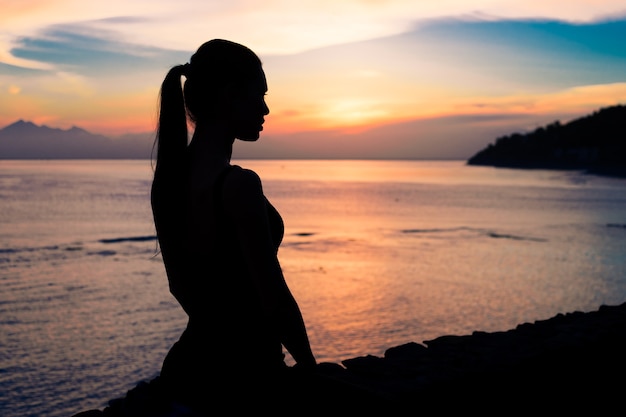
[227,164,261,184]
[223,165,264,199]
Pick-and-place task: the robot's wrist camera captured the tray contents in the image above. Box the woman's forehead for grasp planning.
[249,67,268,91]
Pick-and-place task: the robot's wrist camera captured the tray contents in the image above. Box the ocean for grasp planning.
[1,159,625,417]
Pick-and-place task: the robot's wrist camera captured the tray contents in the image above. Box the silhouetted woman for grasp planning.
[151,39,316,412]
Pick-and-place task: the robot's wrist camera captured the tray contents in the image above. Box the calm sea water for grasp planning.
[1,159,625,417]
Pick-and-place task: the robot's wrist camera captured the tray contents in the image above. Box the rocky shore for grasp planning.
[74,302,626,415]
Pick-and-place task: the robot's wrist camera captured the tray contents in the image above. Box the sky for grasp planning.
[1,0,625,159]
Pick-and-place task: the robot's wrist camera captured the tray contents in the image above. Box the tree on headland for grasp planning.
[467,104,626,177]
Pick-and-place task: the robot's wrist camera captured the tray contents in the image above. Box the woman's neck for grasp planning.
[189,121,235,164]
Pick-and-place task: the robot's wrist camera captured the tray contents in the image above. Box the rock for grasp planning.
[73,302,626,416]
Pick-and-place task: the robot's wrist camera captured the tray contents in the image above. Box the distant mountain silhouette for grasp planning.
[0,120,154,159]
[467,105,626,177]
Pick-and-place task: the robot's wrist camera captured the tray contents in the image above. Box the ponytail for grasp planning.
[151,65,189,291]
[154,64,188,174]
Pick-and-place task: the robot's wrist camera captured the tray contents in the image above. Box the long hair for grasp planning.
[151,64,189,303]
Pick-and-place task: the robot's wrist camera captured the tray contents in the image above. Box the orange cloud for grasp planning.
[448,83,626,119]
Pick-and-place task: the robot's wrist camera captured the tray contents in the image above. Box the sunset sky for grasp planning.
[1,0,625,159]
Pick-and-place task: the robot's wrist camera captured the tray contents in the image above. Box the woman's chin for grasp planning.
[237,133,261,142]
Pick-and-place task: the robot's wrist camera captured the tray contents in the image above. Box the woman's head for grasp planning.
[183,39,269,139]
[153,39,269,172]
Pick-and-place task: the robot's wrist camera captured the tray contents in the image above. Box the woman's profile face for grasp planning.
[231,66,270,141]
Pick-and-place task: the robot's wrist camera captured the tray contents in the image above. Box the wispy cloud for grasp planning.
[404,16,626,88]
[10,23,189,74]
[261,15,626,133]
